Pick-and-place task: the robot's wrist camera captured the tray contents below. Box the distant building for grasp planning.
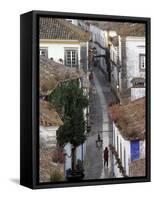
[76,22,146,101]
[89,24,108,74]
[109,24,145,101]
[109,97,145,177]
[109,35,120,92]
[119,36,145,92]
[39,17,90,71]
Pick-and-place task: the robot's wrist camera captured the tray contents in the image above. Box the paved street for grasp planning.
[84,65,117,179]
[84,77,103,179]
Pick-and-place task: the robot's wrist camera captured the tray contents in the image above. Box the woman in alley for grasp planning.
[103,147,109,168]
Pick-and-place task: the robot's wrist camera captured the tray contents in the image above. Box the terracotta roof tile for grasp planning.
[40,56,85,96]
[109,97,145,140]
[129,159,146,177]
[40,17,90,41]
[88,21,145,36]
[40,100,63,127]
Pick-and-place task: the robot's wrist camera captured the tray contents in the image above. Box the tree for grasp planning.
[48,80,88,171]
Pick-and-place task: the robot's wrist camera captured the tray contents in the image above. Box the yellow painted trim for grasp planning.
[40,39,80,44]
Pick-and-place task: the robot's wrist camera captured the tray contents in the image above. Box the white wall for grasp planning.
[40,41,81,67]
[40,125,59,148]
[113,123,131,177]
[131,88,145,101]
[140,140,145,159]
[64,143,86,171]
[113,123,146,177]
[64,143,72,171]
[89,24,107,73]
[126,37,145,88]
[90,24,107,48]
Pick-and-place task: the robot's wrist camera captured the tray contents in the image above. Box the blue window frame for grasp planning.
[131,140,139,161]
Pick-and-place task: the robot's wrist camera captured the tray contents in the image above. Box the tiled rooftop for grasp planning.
[88,21,145,36]
[40,56,85,96]
[40,17,90,41]
[109,97,145,140]
[129,158,146,177]
[40,99,63,127]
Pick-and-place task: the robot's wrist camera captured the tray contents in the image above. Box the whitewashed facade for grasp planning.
[119,36,145,93]
[131,87,145,101]
[40,125,59,148]
[89,24,108,73]
[40,40,89,71]
[64,143,86,171]
[110,36,145,99]
[113,123,145,177]
[125,37,145,89]
[110,42,120,96]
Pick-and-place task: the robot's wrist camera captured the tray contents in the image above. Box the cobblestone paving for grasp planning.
[84,66,117,180]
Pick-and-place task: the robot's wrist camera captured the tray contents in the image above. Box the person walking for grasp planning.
[103,147,109,168]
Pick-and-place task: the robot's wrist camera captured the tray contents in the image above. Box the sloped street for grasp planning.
[84,65,117,179]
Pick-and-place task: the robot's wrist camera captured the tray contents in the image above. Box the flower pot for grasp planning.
[66,169,84,181]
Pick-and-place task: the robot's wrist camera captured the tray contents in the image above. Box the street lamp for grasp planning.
[96,132,103,150]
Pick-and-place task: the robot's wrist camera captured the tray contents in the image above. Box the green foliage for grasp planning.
[50,169,64,182]
[48,80,89,147]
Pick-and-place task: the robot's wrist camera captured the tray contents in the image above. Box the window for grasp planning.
[64,48,78,68]
[139,54,145,70]
[131,78,145,88]
[40,48,48,58]
[131,140,139,161]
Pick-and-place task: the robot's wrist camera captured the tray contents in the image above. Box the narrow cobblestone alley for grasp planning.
[84,65,117,179]
[84,76,103,179]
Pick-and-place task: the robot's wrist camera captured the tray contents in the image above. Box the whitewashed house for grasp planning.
[109,97,145,177]
[39,17,90,71]
[119,36,145,92]
[110,24,146,101]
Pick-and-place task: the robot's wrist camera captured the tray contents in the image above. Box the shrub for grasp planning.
[52,150,64,163]
[50,170,64,182]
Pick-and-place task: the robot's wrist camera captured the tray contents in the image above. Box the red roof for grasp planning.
[109,97,145,140]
